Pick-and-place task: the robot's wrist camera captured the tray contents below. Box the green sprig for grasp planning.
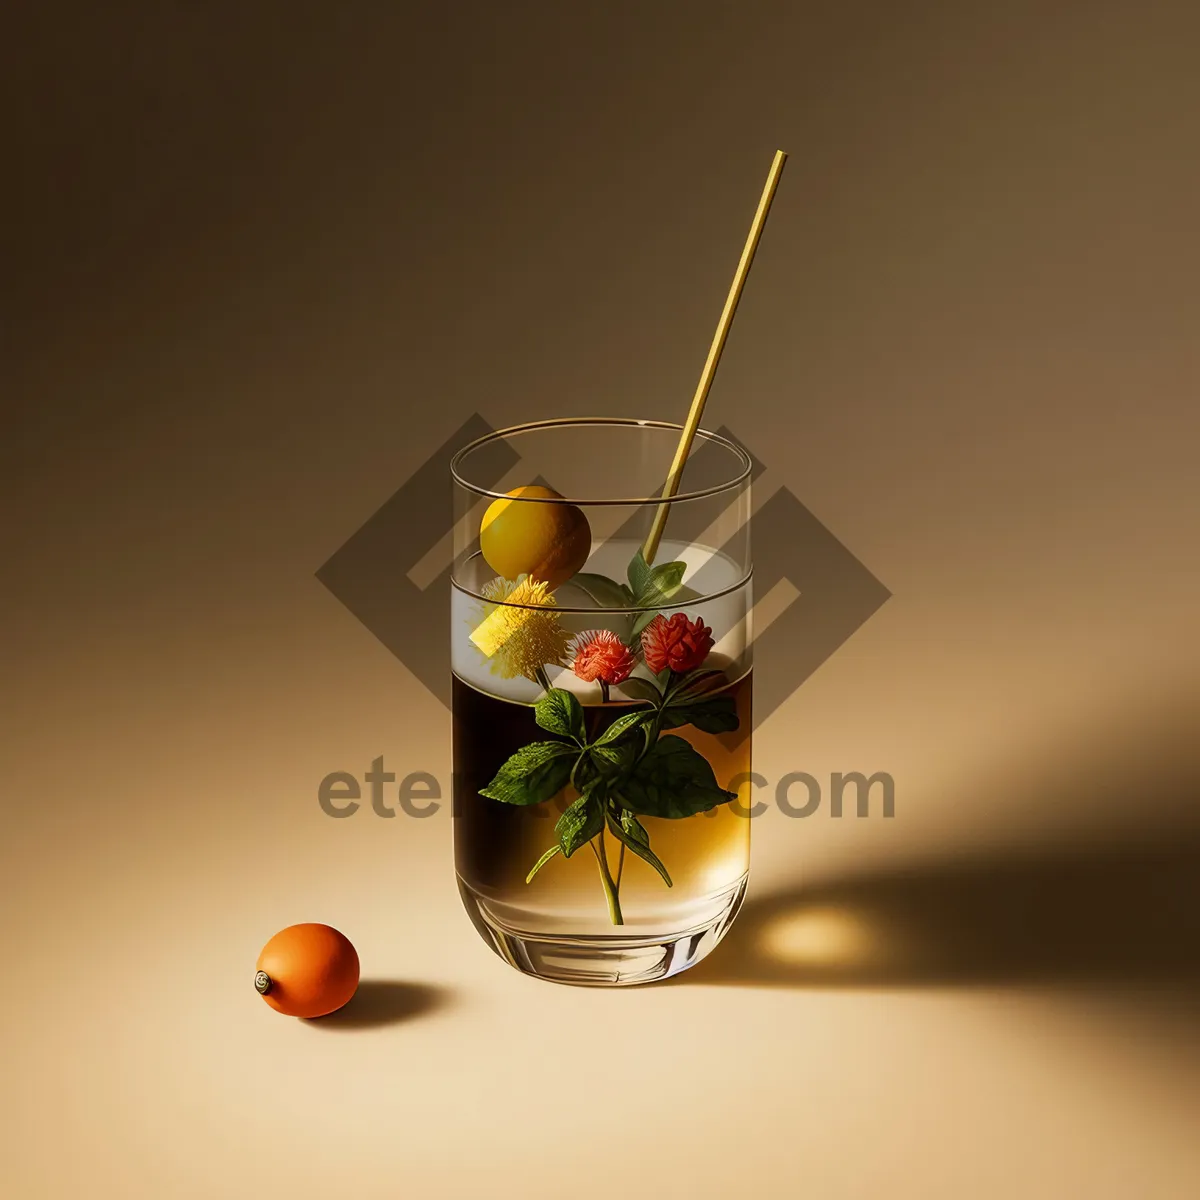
[477,547,738,925]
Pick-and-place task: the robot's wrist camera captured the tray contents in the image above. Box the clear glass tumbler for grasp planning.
[450,418,752,985]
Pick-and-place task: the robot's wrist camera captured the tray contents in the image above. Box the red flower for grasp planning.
[641,613,714,675]
[571,630,636,685]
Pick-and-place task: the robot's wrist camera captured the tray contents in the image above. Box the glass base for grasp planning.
[457,874,748,987]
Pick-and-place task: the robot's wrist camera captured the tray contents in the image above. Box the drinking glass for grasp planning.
[450,418,752,985]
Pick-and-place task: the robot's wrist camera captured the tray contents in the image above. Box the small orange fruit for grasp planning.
[255,923,359,1018]
[480,484,591,589]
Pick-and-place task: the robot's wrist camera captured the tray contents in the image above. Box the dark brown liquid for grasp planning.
[453,672,752,929]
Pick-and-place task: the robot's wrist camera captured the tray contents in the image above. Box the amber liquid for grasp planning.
[453,671,752,934]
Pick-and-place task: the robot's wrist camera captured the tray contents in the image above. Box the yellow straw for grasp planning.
[641,149,788,564]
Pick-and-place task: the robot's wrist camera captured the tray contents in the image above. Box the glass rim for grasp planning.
[449,417,753,506]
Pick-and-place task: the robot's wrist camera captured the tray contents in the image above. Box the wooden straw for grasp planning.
[641,149,788,564]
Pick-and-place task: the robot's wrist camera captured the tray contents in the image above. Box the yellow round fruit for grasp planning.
[480,485,591,589]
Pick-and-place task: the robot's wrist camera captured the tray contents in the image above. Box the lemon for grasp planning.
[480,485,591,589]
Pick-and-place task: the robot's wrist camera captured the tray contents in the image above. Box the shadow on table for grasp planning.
[684,693,1200,1001]
[303,981,451,1030]
[685,833,1200,996]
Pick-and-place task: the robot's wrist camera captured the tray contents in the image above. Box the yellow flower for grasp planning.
[469,575,571,682]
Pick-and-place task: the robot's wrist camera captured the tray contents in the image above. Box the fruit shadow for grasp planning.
[303,981,451,1030]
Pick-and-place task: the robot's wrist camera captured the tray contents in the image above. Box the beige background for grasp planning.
[3,3,1198,1197]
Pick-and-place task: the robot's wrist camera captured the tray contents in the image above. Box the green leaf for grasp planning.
[659,695,739,734]
[534,688,585,742]
[479,741,577,806]
[556,788,605,856]
[627,556,688,640]
[571,750,602,794]
[668,669,728,702]
[643,560,686,604]
[606,809,673,887]
[627,549,653,597]
[616,734,737,819]
[614,676,662,705]
[525,843,562,883]
[590,741,638,779]
[571,572,634,610]
[594,709,654,746]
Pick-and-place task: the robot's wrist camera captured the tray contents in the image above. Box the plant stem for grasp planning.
[591,829,624,926]
[608,801,627,888]
[534,665,553,693]
[633,697,668,769]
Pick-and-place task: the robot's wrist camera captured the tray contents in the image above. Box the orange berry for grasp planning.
[254,923,359,1018]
